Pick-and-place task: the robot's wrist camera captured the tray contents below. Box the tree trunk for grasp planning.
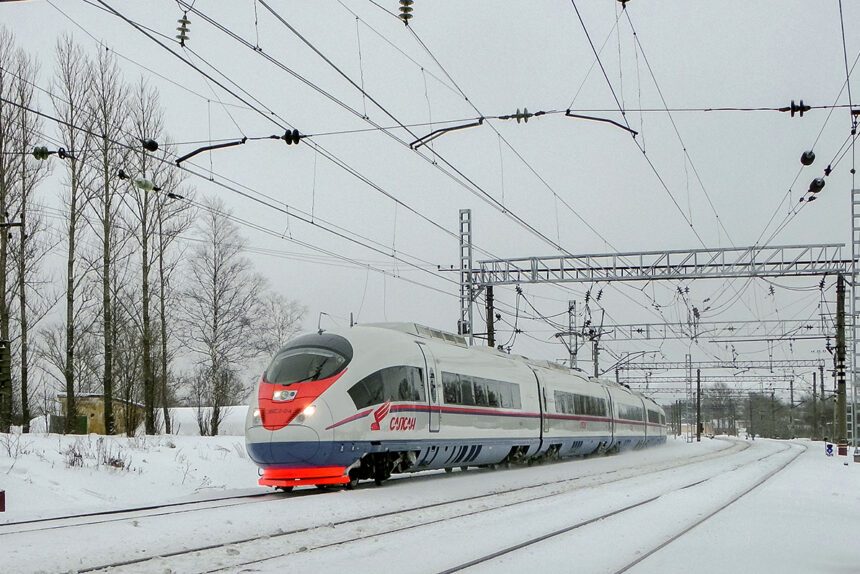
[64,203,77,433]
[142,206,154,434]
[100,135,114,435]
[158,214,171,434]
[18,193,28,433]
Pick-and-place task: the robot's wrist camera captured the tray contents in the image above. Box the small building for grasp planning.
[56,394,145,435]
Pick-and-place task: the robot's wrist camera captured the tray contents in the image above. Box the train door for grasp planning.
[417,343,441,432]
[603,386,615,449]
[530,368,548,438]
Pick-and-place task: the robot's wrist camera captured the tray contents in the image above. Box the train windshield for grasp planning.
[264,348,347,385]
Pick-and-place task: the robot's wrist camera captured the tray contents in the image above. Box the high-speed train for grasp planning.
[245,323,667,490]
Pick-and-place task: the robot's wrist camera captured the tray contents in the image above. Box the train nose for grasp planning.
[246,399,333,466]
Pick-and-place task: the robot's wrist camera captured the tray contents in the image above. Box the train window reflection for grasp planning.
[553,390,607,417]
[264,348,347,385]
[618,405,644,421]
[347,366,426,409]
[441,372,521,409]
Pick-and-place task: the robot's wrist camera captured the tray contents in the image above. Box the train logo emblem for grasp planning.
[371,400,392,431]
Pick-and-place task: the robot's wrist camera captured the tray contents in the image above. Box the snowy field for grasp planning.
[1,434,858,573]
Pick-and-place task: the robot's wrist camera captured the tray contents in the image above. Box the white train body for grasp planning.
[245,323,667,488]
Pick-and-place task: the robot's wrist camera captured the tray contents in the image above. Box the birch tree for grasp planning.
[11,47,50,432]
[86,48,128,435]
[125,78,164,434]
[0,28,21,431]
[181,197,265,435]
[51,35,93,433]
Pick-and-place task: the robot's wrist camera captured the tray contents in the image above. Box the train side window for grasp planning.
[486,384,500,408]
[347,366,424,409]
[348,370,384,409]
[384,366,425,402]
[510,382,522,409]
[442,372,461,404]
[499,383,513,408]
[460,375,476,405]
[473,379,487,407]
[554,391,568,414]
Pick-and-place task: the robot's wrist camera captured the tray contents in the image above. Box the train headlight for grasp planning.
[272,389,297,402]
[302,405,316,417]
[253,409,261,421]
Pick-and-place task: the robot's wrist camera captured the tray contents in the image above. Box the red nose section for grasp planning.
[258,370,346,430]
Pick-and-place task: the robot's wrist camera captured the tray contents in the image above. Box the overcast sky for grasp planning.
[2,0,858,396]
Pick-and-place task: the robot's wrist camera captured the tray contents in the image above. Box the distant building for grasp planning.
[56,394,145,435]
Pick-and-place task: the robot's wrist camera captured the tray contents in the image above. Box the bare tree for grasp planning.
[86,48,128,435]
[11,43,50,433]
[152,159,194,434]
[255,292,305,358]
[181,197,266,435]
[0,28,22,431]
[51,35,93,433]
[124,77,164,435]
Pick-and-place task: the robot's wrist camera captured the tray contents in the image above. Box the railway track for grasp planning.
[0,491,280,536]
[74,439,758,573]
[437,441,806,573]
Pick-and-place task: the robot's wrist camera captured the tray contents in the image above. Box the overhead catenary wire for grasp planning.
[1,95,466,302]
[92,0,559,275]
[42,0,848,374]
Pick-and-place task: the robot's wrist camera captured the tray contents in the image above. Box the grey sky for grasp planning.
[2,0,857,395]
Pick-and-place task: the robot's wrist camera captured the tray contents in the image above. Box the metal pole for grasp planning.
[813,371,818,440]
[568,300,576,369]
[748,395,753,438]
[790,377,795,438]
[485,285,495,348]
[458,209,473,344]
[696,368,701,442]
[837,274,847,448]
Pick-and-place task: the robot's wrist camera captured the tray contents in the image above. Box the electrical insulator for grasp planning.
[800,150,815,166]
[32,146,50,160]
[398,0,413,24]
[515,108,534,123]
[808,177,825,194]
[141,139,159,152]
[177,14,190,47]
[133,177,156,192]
[789,100,810,117]
[282,129,301,145]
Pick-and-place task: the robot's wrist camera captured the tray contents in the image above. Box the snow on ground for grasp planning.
[1,434,858,573]
[0,425,257,522]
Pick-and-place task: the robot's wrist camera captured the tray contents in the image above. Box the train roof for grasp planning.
[350,323,661,407]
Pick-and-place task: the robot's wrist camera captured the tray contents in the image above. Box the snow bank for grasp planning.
[0,431,260,522]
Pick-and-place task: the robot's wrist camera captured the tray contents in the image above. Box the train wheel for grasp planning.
[275,486,293,493]
[315,484,330,491]
[460,466,468,472]
[346,470,360,490]
[444,467,453,473]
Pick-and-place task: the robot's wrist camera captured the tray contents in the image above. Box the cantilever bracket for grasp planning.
[564,110,638,136]
[176,137,248,165]
[410,118,484,150]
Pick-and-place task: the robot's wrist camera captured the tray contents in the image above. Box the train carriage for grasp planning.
[246,322,667,490]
